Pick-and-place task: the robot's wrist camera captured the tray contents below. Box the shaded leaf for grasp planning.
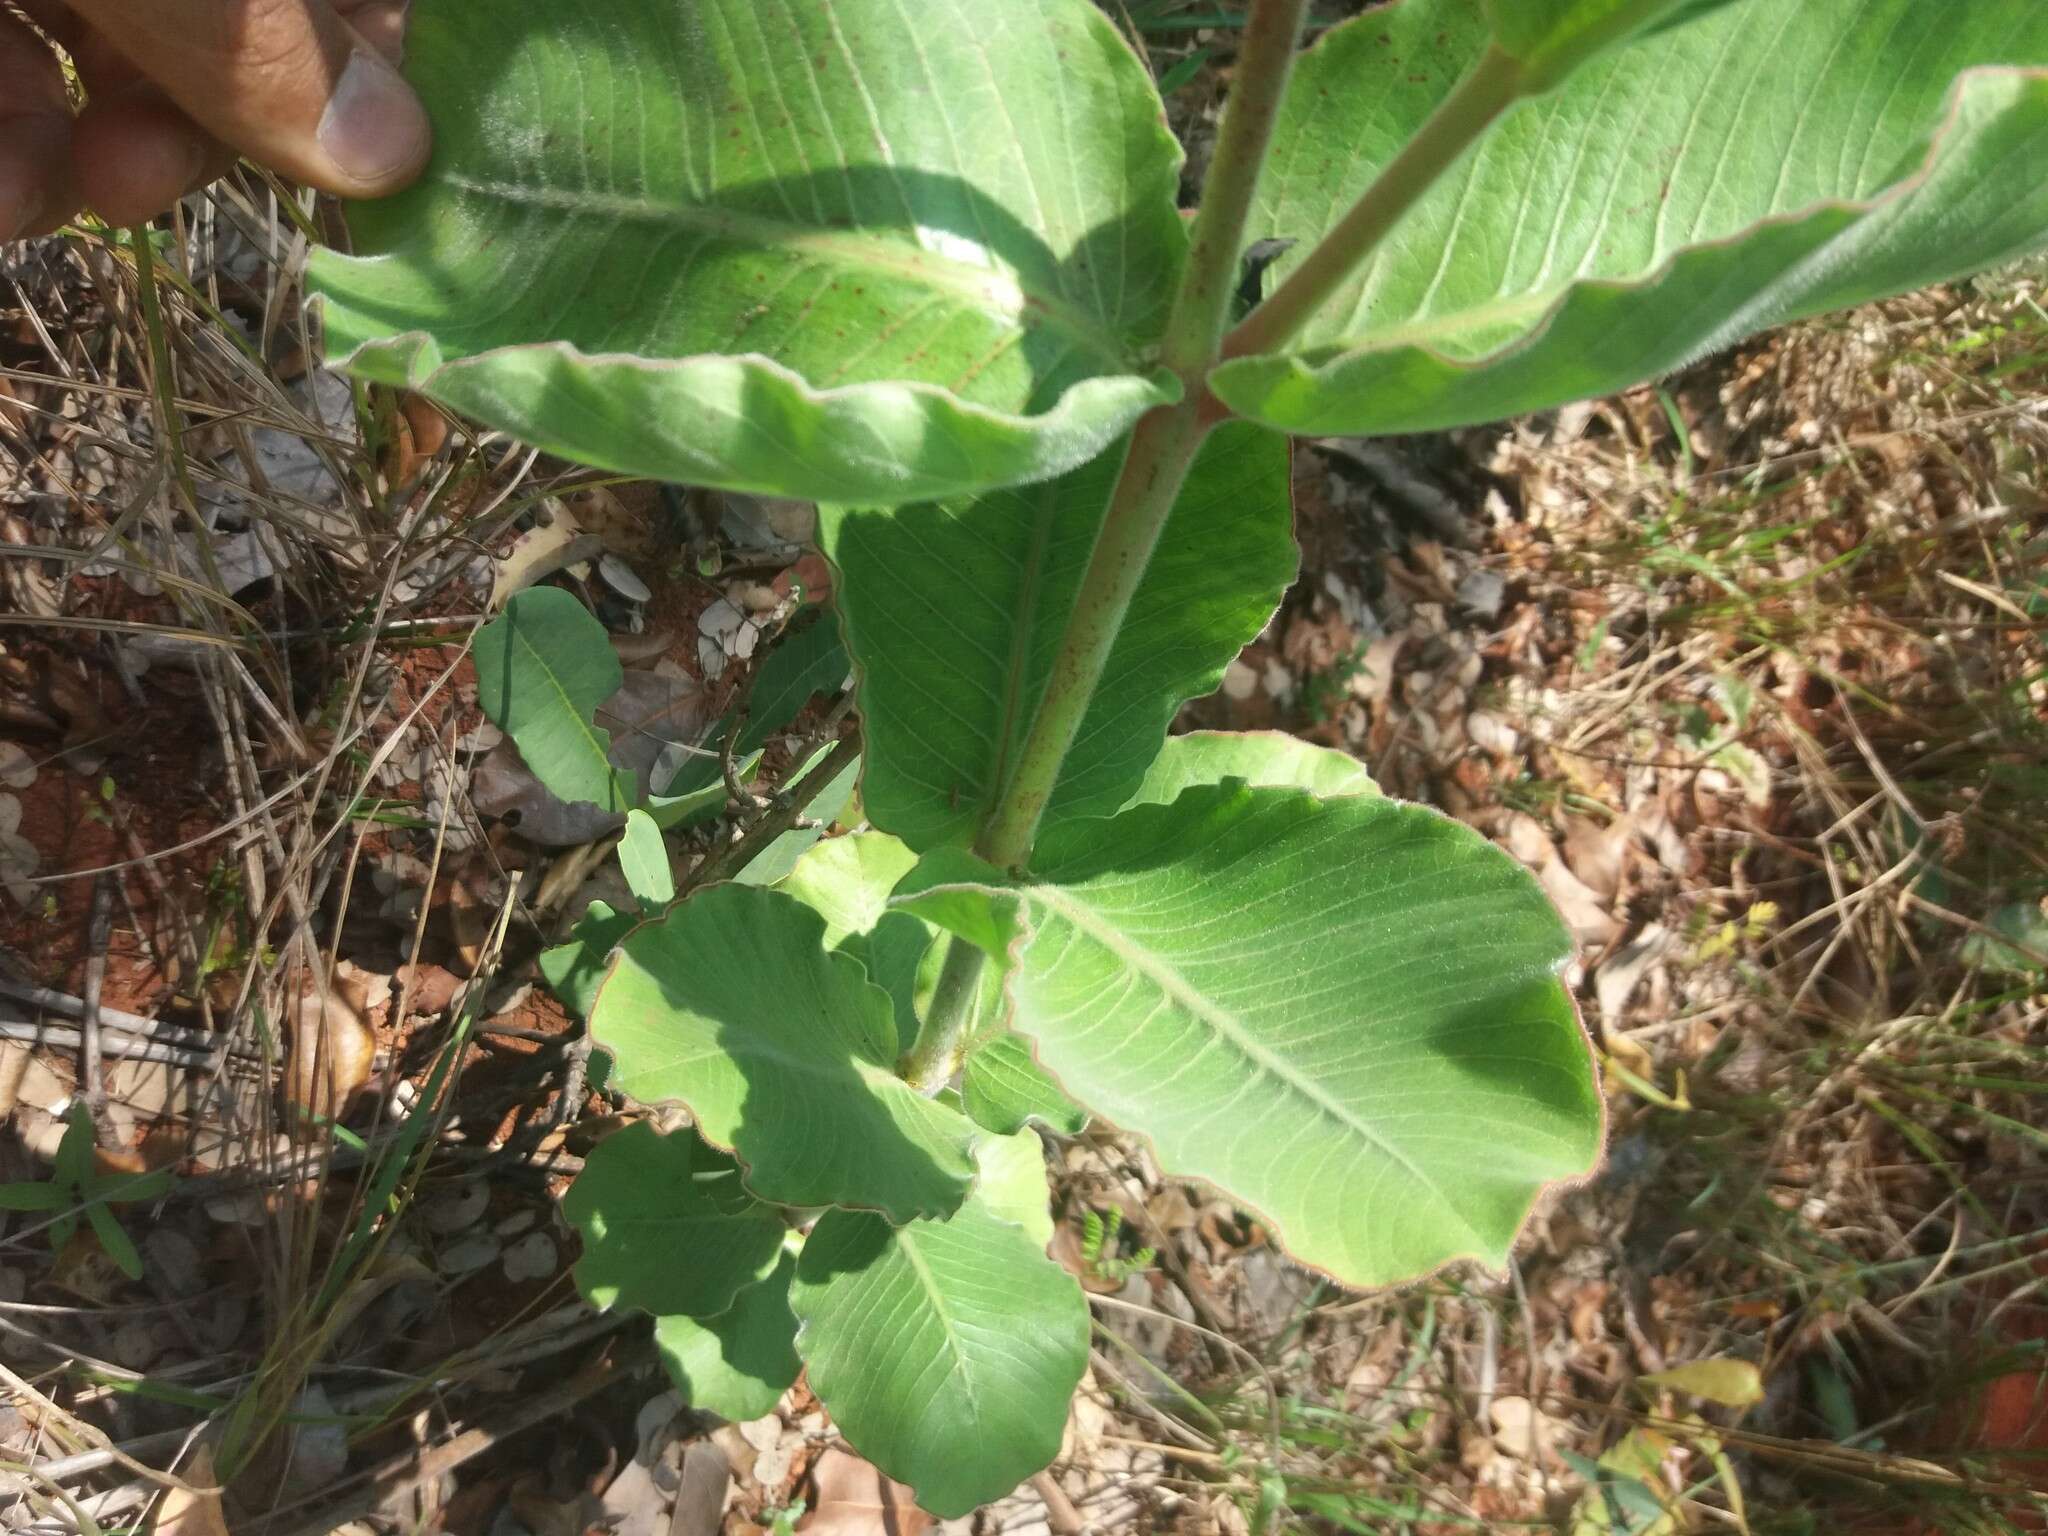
[563,1122,786,1319]
[655,1252,803,1422]
[823,422,1294,852]
[590,884,977,1220]
[900,784,1603,1288]
[539,900,636,1020]
[310,0,1186,502]
[660,615,850,809]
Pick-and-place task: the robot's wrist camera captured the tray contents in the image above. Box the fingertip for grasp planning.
[315,46,431,195]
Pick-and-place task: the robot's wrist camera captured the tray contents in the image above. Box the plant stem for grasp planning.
[1220,45,1526,363]
[1158,0,1313,376]
[899,936,988,1093]
[970,0,1311,872]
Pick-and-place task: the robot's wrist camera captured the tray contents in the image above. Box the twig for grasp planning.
[1031,1471,1088,1536]
[79,876,115,1146]
[683,727,860,894]
[0,980,234,1054]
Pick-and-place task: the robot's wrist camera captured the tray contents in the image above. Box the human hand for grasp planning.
[1,0,430,239]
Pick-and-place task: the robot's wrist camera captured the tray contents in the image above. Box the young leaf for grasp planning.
[308,0,1187,503]
[790,1158,1086,1516]
[655,1252,804,1423]
[473,588,630,816]
[562,1122,786,1319]
[961,1034,1087,1138]
[898,784,1603,1289]
[589,884,978,1221]
[1216,0,2048,437]
[782,832,921,949]
[1123,730,1376,811]
[86,1199,147,1282]
[618,810,674,908]
[823,422,1295,852]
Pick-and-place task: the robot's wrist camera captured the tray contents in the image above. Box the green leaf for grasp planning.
[822,422,1295,852]
[0,1183,74,1211]
[1216,0,2048,437]
[962,1034,1087,1138]
[590,884,978,1221]
[899,785,1603,1289]
[790,1173,1087,1516]
[655,1252,804,1422]
[473,588,630,816]
[660,616,850,808]
[618,810,675,908]
[539,900,635,1020]
[308,0,1186,503]
[86,1199,146,1282]
[1961,901,2048,977]
[782,832,921,949]
[1124,730,1376,811]
[562,1122,786,1319]
[971,1129,1056,1250]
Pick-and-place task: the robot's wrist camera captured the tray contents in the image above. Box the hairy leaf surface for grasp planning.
[1216,0,2048,434]
[310,0,1186,501]
[590,884,978,1220]
[790,1149,1084,1516]
[900,785,1603,1288]
[823,423,1295,852]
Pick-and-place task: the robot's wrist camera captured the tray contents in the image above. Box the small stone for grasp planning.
[421,1180,489,1234]
[501,1232,558,1283]
[599,554,652,603]
[438,1233,501,1277]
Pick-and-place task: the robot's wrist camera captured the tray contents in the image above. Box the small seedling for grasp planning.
[0,1105,172,1280]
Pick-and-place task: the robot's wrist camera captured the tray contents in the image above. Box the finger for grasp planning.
[0,10,75,238]
[59,0,430,199]
[69,91,226,228]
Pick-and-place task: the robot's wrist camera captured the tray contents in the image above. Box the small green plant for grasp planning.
[309,0,2048,1513]
[1079,1207,1157,1285]
[0,1105,172,1280]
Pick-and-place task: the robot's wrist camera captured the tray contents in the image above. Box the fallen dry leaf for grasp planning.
[284,967,378,1119]
[152,1445,230,1536]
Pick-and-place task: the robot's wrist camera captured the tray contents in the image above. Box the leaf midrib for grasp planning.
[510,624,627,812]
[440,172,1134,371]
[1024,882,1479,1245]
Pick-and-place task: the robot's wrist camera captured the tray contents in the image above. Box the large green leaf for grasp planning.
[1214,0,2048,436]
[473,588,631,816]
[899,784,1603,1289]
[309,0,1185,503]
[790,1150,1086,1516]
[589,883,978,1221]
[1484,0,1730,84]
[562,1122,786,1319]
[822,422,1295,852]
[655,1252,803,1422]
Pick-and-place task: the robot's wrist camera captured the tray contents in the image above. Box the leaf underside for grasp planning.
[309,0,1187,502]
[901,783,1604,1289]
[790,1155,1085,1517]
[823,422,1296,853]
[1216,0,2048,434]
